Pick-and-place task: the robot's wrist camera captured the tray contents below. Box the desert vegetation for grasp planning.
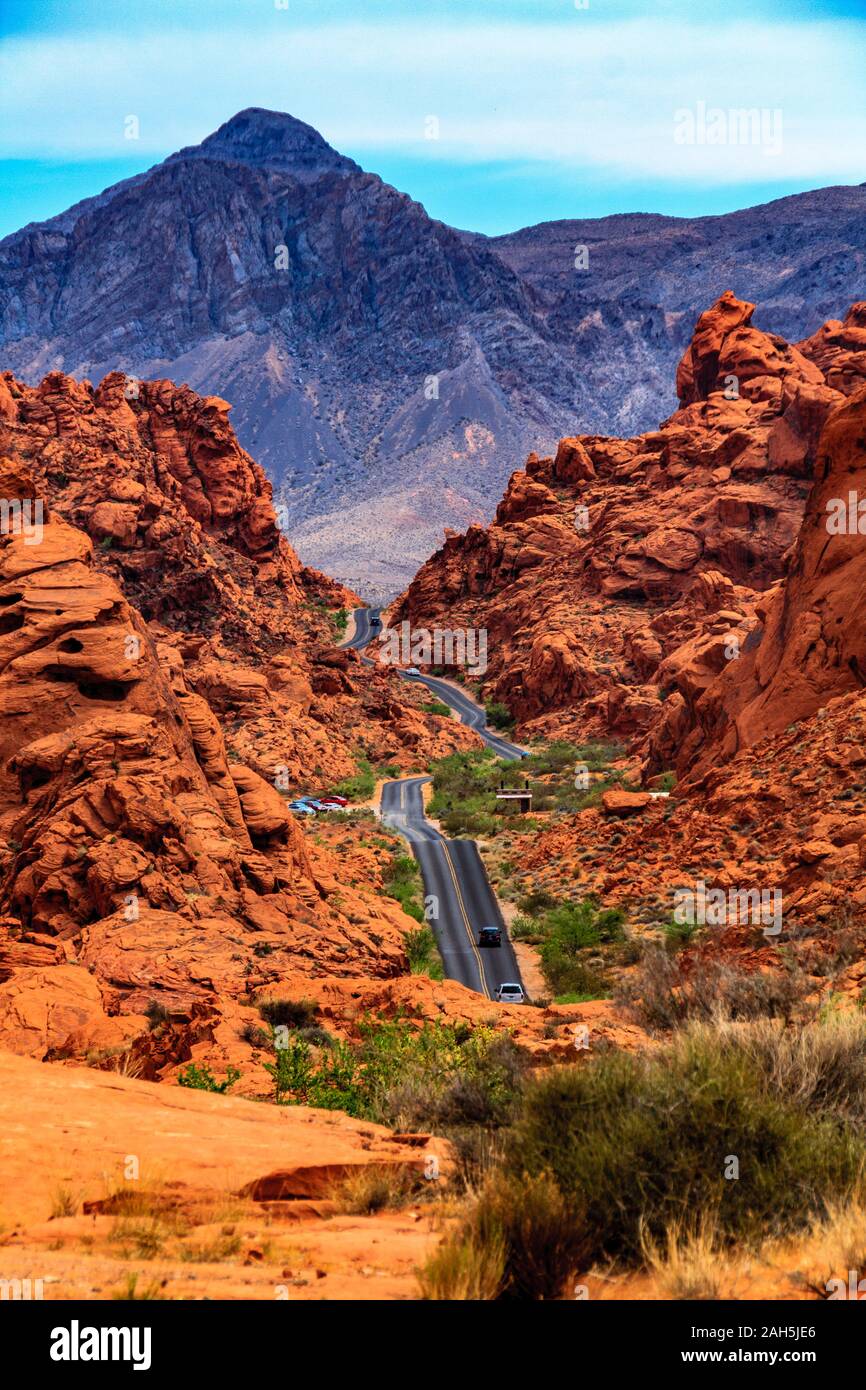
[420,1012,866,1299]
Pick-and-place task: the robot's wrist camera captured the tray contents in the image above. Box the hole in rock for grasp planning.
[21,765,51,794]
[77,680,129,702]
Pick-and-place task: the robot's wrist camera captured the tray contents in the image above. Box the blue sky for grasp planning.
[1,0,864,238]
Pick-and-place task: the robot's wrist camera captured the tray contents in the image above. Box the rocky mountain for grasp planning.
[1,108,864,595]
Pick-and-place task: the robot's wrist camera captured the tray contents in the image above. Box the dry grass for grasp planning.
[49,1185,82,1219]
[177,1229,243,1263]
[108,1215,176,1261]
[796,1197,866,1297]
[111,1272,167,1301]
[417,1228,506,1300]
[85,1045,148,1079]
[332,1163,424,1215]
[641,1214,724,1300]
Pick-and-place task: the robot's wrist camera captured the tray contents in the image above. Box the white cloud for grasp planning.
[1,17,863,184]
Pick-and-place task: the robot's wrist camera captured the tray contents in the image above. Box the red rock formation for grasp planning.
[679,383,866,781]
[391,295,866,758]
[0,378,479,1069]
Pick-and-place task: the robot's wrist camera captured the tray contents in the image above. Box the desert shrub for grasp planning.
[332,1164,423,1215]
[620,946,808,1031]
[419,1173,583,1301]
[534,898,624,998]
[524,741,582,775]
[485,700,514,731]
[384,853,425,922]
[723,1012,866,1129]
[263,1018,525,1145]
[404,925,444,979]
[422,698,451,717]
[111,1273,166,1301]
[663,916,702,951]
[517,888,559,916]
[177,1063,240,1094]
[241,1021,271,1049]
[294,1025,337,1049]
[441,808,498,837]
[50,1186,81,1219]
[257,997,319,1029]
[333,755,376,801]
[503,1026,863,1265]
[418,1225,506,1301]
[144,999,171,1030]
[509,914,540,942]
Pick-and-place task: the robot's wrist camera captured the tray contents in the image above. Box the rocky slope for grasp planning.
[0,1051,450,1301]
[393,292,866,965]
[1,108,864,593]
[392,292,866,761]
[0,371,486,1075]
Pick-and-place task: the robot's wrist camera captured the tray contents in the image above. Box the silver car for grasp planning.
[494,982,525,1004]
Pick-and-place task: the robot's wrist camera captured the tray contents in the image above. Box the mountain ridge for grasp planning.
[2,108,864,595]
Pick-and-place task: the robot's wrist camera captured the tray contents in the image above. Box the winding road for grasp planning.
[342,607,526,999]
[343,606,526,761]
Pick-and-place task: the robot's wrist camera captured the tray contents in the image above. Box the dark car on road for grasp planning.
[478,926,502,948]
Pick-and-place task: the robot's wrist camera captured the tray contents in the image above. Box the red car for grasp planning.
[318,794,349,807]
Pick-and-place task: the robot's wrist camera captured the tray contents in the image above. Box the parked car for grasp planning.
[288,801,316,816]
[299,799,334,811]
[478,926,502,948]
[317,795,349,807]
[494,982,525,1004]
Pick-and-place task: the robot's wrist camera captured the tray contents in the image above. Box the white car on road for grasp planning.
[494,982,525,1004]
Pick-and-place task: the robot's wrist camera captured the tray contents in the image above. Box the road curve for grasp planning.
[380,777,524,999]
[342,606,527,762]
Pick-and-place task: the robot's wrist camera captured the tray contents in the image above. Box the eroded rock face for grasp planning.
[680,383,866,782]
[390,294,866,967]
[391,294,866,755]
[0,382,477,1067]
[0,370,475,786]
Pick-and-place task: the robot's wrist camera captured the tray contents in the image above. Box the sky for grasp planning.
[0,0,864,239]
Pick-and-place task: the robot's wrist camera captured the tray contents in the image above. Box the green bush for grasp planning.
[333,755,376,801]
[384,853,425,922]
[531,898,625,998]
[177,1063,240,1094]
[405,925,444,980]
[422,698,452,717]
[262,1018,525,1136]
[517,889,559,917]
[485,701,514,731]
[504,1025,864,1265]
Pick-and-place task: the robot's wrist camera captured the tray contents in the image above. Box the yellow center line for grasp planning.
[441,842,489,1000]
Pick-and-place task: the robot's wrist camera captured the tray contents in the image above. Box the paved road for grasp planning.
[342,606,527,761]
[380,777,524,999]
